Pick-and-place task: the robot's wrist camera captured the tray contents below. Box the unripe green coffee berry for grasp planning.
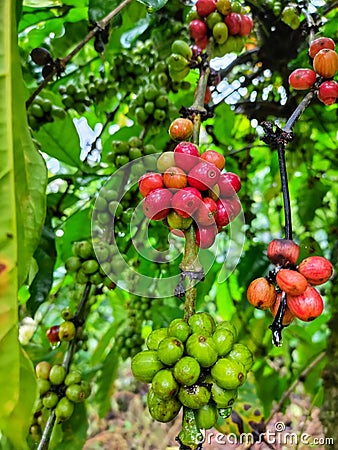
[65,384,87,403]
[147,388,181,423]
[168,318,191,342]
[195,403,218,429]
[65,370,82,386]
[58,321,76,342]
[131,350,164,383]
[35,361,52,380]
[152,369,179,399]
[146,328,168,350]
[227,343,254,371]
[55,396,74,422]
[173,356,200,386]
[37,378,51,395]
[178,385,211,409]
[82,259,99,274]
[49,364,67,385]
[42,391,59,409]
[65,256,82,273]
[211,358,246,390]
[215,321,237,340]
[61,307,73,320]
[210,382,238,407]
[186,333,218,368]
[188,312,216,336]
[212,327,235,356]
[157,337,184,366]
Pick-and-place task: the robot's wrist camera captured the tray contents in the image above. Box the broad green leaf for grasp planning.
[136,0,168,12]
[0,0,44,445]
[88,0,119,22]
[96,345,120,417]
[35,116,81,168]
[121,16,152,48]
[213,103,235,145]
[27,216,56,315]
[296,178,329,226]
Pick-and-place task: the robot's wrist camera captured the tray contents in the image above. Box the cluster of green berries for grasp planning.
[30,362,90,441]
[65,240,114,288]
[167,40,194,82]
[131,312,253,427]
[115,295,153,360]
[106,136,157,168]
[27,95,66,130]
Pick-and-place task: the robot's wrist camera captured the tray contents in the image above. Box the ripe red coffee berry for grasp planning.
[196,0,217,17]
[139,172,164,197]
[267,239,300,266]
[169,118,194,142]
[163,166,187,189]
[214,198,230,227]
[270,292,294,326]
[287,286,324,322]
[172,188,202,218]
[46,325,60,343]
[313,49,338,78]
[188,162,220,191]
[309,37,335,58]
[200,150,225,171]
[218,172,241,197]
[195,36,209,51]
[239,15,253,37]
[288,69,317,90]
[298,256,333,285]
[174,142,200,172]
[247,277,276,310]
[195,197,217,227]
[276,269,308,296]
[195,225,217,249]
[142,188,172,220]
[189,19,208,41]
[224,13,242,35]
[317,80,338,105]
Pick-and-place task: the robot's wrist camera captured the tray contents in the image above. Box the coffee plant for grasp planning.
[1,0,337,449]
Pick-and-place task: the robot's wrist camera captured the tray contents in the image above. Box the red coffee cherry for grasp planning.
[200,150,225,170]
[189,19,208,41]
[239,15,253,37]
[270,292,295,326]
[309,37,335,58]
[224,12,242,35]
[297,256,333,285]
[317,80,338,105]
[218,172,241,197]
[163,166,187,189]
[142,188,172,220]
[288,68,317,90]
[138,172,164,197]
[214,198,230,227]
[267,239,300,266]
[195,197,217,227]
[246,277,276,310]
[174,142,200,172]
[196,0,217,17]
[287,286,324,322]
[276,269,308,296]
[171,187,202,218]
[46,325,60,343]
[313,48,338,78]
[195,225,217,248]
[188,161,220,191]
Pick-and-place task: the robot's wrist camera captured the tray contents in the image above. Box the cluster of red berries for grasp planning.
[247,239,333,325]
[189,0,253,57]
[288,37,338,105]
[138,117,242,249]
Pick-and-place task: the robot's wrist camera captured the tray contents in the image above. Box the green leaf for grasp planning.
[296,178,329,226]
[35,116,81,168]
[88,0,119,22]
[121,16,152,48]
[136,0,168,12]
[27,215,56,315]
[95,346,120,417]
[212,103,235,145]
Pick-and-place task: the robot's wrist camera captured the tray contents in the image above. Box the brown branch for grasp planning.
[26,0,133,108]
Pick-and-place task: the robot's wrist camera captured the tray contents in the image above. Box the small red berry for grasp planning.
[174,142,200,172]
[239,15,253,37]
[196,0,217,17]
[309,37,335,59]
[188,162,220,191]
[169,118,194,142]
[267,239,300,266]
[139,172,164,197]
[142,188,172,221]
[218,172,241,197]
[297,256,333,285]
[288,69,317,90]
[247,277,276,310]
[200,150,225,171]
[317,80,338,105]
[270,293,294,326]
[287,286,324,322]
[194,197,217,227]
[195,225,217,248]
[189,19,208,41]
[313,48,338,78]
[46,325,60,343]
[224,13,242,35]
[171,188,202,218]
[163,166,187,189]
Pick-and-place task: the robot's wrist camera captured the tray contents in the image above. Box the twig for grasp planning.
[26,0,133,108]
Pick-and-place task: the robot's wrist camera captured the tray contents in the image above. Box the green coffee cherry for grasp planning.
[195,403,218,429]
[210,382,238,407]
[211,358,247,390]
[157,337,184,366]
[42,391,59,409]
[49,364,67,385]
[212,327,235,356]
[131,350,164,383]
[152,369,179,399]
[58,321,76,342]
[171,40,193,60]
[168,318,191,342]
[65,370,82,386]
[147,388,181,423]
[82,259,99,274]
[186,333,218,368]
[173,356,200,386]
[178,385,211,409]
[188,312,216,336]
[227,343,254,371]
[55,396,74,422]
[37,378,51,395]
[65,384,87,403]
[215,321,237,340]
[65,256,82,273]
[146,328,168,350]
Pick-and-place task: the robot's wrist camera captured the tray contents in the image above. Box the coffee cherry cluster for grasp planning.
[167,40,194,82]
[27,95,66,130]
[65,240,114,287]
[106,136,157,168]
[288,37,338,105]
[115,295,153,360]
[138,117,242,249]
[188,0,253,57]
[30,362,90,440]
[247,239,333,325]
[131,312,253,427]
